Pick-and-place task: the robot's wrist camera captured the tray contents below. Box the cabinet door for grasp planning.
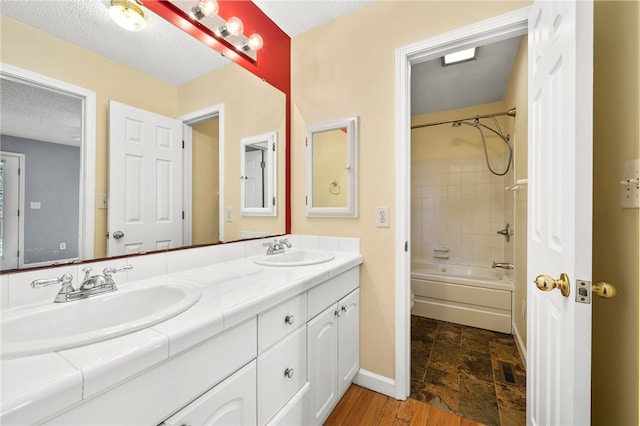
[307,303,339,426]
[338,289,360,397]
[161,361,257,426]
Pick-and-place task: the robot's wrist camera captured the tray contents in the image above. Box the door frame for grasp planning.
[0,63,96,266]
[179,104,225,243]
[393,7,530,399]
[0,152,25,269]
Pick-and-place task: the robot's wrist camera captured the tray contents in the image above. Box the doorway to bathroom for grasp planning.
[406,33,528,425]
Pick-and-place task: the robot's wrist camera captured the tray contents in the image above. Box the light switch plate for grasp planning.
[620,159,639,208]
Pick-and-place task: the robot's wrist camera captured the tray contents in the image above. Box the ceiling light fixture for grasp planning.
[442,47,477,66]
[190,0,218,20]
[109,0,147,32]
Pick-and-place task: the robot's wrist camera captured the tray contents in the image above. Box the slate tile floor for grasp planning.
[410,316,526,426]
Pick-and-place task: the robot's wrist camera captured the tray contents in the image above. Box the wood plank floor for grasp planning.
[325,385,485,426]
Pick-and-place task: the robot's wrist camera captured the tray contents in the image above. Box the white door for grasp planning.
[108,101,183,256]
[0,153,24,270]
[527,1,593,425]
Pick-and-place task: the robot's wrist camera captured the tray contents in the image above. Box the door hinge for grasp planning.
[17,209,20,217]
[305,137,308,147]
[261,161,266,169]
[17,167,21,176]
[404,241,408,252]
[273,196,276,206]
[182,140,185,149]
[305,195,308,205]
[17,249,20,258]
[182,211,185,220]
[272,142,276,152]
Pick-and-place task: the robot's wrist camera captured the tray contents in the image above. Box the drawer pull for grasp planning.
[334,310,341,317]
[341,305,347,313]
[285,315,295,325]
[284,368,294,379]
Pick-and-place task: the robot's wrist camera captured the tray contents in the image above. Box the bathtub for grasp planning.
[411,262,514,333]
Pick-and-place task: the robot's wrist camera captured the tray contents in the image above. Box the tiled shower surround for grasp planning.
[411,153,514,267]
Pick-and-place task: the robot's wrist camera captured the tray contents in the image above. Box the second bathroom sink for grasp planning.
[254,249,335,267]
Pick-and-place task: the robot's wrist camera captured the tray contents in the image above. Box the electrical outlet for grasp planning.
[99,193,108,209]
[225,208,233,222]
[376,207,390,227]
[521,300,526,320]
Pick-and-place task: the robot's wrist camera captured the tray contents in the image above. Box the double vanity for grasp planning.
[0,235,362,425]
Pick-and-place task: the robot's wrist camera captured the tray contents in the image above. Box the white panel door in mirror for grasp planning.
[240,132,277,217]
[306,117,358,217]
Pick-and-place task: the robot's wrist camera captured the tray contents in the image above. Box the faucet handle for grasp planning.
[103,265,133,276]
[31,273,74,289]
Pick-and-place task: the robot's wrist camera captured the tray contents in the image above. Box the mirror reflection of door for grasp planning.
[244,143,267,208]
[108,101,183,257]
[0,153,24,270]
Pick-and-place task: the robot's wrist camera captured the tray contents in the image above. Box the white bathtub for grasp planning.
[411,262,514,333]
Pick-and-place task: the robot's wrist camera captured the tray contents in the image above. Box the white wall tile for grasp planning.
[318,236,340,251]
[338,237,360,253]
[126,252,167,282]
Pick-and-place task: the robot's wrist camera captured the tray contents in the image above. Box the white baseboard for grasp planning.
[353,369,396,398]
[512,322,527,369]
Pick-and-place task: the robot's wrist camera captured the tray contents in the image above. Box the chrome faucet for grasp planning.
[263,238,291,255]
[31,265,133,303]
[492,262,514,270]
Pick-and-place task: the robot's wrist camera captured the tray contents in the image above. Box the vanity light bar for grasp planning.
[184,0,264,59]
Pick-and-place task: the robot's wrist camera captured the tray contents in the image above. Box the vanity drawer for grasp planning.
[259,292,307,353]
[267,382,309,426]
[258,325,307,425]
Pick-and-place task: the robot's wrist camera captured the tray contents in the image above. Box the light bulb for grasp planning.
[225,17,244,36]
[109,0,146,32]
[191,0,218,20]
[244,33,264,51]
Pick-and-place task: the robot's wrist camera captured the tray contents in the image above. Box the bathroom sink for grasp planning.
[254,249,335,267]
[1,281,201,359]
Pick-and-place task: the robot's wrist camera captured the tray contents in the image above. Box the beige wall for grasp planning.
[291,1,529,379]
[592,1,639,424]
[192,118,220,245]
[502,36,529,351]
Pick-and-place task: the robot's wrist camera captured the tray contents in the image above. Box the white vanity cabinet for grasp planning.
[32,262,361,426]
[307,273,360,426]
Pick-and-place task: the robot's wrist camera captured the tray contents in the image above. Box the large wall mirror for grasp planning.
[306,117,358,217]
[0,1,289,271]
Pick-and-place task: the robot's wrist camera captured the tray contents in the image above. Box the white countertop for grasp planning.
[0,249,362,425]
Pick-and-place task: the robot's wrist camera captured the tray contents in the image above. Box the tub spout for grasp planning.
[492,262,514,270]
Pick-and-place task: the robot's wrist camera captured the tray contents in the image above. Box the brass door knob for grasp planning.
[593,281,617,298]
[534,273,570,297]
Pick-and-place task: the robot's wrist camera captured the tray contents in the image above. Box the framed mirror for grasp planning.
[0,1,289,271]
[306,116,358,217]
[240,132,277,217]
